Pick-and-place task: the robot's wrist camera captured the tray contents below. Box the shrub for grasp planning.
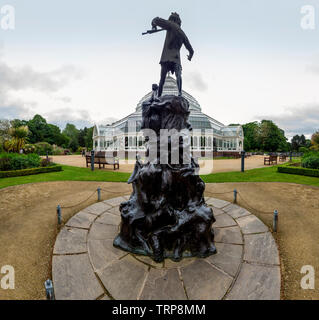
[278,164,319,177]
[34,142,53,156]
[24,144,36,154]
[64,149,72,155]
[40,157,53,167]
[0,157,11,171]
[301,152,319,169]
[0,153,41,171]
[0,165,62,178]
[52,145,64,155]
[299,146,310,154]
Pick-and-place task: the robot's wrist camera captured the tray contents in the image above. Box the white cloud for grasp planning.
[257,104,319,138]
[184,71,208,92]
[0,57,85,127]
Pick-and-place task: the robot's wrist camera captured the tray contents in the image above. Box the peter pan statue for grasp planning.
[144,12,194,97]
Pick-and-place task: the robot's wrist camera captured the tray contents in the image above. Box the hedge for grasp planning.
[0,165,63,178]
[278,164,319,177]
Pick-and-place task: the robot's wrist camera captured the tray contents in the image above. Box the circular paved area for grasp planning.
[52,196,281,300]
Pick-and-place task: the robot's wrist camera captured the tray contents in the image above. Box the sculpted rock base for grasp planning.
[113,95,216,262]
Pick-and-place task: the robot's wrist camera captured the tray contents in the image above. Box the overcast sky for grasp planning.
[0,0,318,139]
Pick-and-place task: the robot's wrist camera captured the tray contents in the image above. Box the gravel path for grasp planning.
[0,181,318,299]
[50,155,278,174]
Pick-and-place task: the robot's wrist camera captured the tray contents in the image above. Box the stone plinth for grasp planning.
[52,196,281,300]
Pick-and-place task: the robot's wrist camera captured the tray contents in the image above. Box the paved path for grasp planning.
[52,196,281,300]
[50,155,280,174]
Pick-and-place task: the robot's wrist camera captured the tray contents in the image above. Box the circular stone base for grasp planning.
[52,196,281,300]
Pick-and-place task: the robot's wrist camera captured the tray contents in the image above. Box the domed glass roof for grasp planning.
[136,75,201,112]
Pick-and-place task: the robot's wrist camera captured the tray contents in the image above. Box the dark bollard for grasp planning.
[233,189,237,203]
[290,151,292,162]
[241,150,246,172]
[46,151,49,161]
[44,279,55,300]
[97,187,101,202]
[273,210,278,232]
[57,205,62,225]
[91,150,95,171]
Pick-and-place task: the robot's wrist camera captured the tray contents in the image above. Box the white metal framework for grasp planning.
[93,76,243,154]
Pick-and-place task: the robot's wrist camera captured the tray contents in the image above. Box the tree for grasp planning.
[84,127,93,149]
[311,130,319,151]
[46,124,69,146]
[63,123,79,141]
[68,138,79,152]
[78,127,87,147]
[10,119,28,128]
[291,134,307,151]
[258,120,288,152]
[242,122,260,151]
[242,120,288,152]
[7,126,29,152]
[305,139,312,148]
[0,119,11,140]
[3,115,92,150]
[27,114,48,144]
[62,124,80,152]
[0,119,11,151]
[59,134,70,148]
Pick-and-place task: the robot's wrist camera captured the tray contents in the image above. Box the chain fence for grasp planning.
[59,187,125,210]
[100,188,125,195]
[206,190,274,215]
[59,187,275,216]
[60,189,98,209]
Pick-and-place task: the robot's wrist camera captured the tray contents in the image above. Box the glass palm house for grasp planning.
[93,76,243,157]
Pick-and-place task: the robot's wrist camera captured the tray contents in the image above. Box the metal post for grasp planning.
[273,210,278,232]
[233,189,237,203]
[44,279,55,300]
[91,150,95,171]
[46,151,49,161]
[97,187,101,202]
[57,205,62,225]
[241,150,246,172]
[290,151,292,162]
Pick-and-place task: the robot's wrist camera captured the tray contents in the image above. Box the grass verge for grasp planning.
[0,165,131,189]
[0,163,318,190]
[202,165,319,186]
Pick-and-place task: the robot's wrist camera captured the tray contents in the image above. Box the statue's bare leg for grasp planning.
[175,66,182,96]
[158,65,167,97]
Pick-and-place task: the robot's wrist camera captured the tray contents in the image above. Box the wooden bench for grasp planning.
[86,152,119,170]
[279,155,287,162]
[264,155,277,165]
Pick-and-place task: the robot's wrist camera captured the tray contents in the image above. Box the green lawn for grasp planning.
[201,166,319,187]
[0,164,318,189]
[0,165,131,189]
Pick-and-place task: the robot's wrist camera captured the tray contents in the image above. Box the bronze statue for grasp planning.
[113,14,216,263]
[145,12,194,97]
[113,94,216,262]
